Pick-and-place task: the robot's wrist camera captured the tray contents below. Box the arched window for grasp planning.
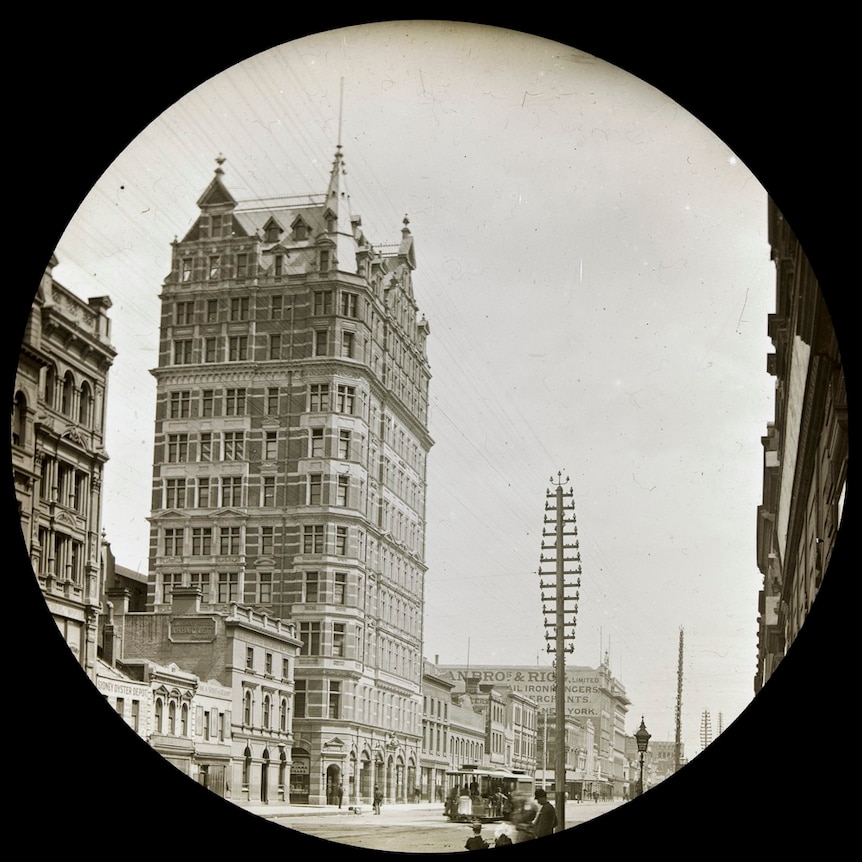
[78,381,93,427]
[180,703,189,736]
[262,695,271,730]
[12,391,26,446]
[279,697,288,732]
[154,698,164,733]
[61,371,74,416]
[244,690,253,725]
[168,701,177,734]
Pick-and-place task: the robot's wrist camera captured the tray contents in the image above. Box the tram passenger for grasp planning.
[493,790,507,818]
[458,784,472,816]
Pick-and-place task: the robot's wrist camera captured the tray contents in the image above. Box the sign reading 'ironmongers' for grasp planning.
[439,665,610,719]
[169,616,217,642]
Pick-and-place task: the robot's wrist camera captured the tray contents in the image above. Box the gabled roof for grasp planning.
[196,155,237,209]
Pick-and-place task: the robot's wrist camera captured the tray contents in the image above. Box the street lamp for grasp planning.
[634,717,651,797]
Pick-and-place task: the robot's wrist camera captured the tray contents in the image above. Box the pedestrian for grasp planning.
[336,782,344,808]
[531,788,557,839]
[465,822,489,850]
[373,785,383,815]
[493,824,514,848]
[593,790,599,804]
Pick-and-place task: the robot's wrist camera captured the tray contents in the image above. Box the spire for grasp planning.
[324,144,357,274]
[325,145,347,203]
[398,214,417,272]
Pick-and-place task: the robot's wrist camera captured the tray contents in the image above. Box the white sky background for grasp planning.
[47,22,775,758]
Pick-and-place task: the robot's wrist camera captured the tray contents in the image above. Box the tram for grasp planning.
[443,765,535,822]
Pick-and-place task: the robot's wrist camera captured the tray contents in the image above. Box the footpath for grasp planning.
[235,800,443,820]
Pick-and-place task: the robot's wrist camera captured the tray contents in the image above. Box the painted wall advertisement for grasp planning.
[441,665,606,720]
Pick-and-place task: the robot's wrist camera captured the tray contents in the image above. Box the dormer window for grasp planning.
[319,250,331,273]
[265,220,281,243]
[293,221,308,241]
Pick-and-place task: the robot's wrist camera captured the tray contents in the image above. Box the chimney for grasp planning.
[106,587,130,615]
[102,597,123,666]
[171,586,202,615]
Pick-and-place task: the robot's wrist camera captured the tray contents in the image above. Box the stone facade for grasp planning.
[754,199,848,690]
[13,255,115,681]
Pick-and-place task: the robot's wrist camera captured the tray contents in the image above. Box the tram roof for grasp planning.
[446,766,527,777]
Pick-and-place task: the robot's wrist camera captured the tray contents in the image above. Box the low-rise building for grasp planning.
[420,660,453,802]
[96,653,233,794]
[107,586,300,804]
[95,658,150,741]
[506,688,537,775]
[448,697,486,769]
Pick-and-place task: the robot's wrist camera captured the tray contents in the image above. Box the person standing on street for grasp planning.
[532,788,557,838]
[336,782,344,808]
[373,785,383,815]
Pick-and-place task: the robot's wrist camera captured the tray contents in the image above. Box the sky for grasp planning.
[41,21,775,759]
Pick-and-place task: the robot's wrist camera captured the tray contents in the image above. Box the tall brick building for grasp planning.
[145,151,433,805]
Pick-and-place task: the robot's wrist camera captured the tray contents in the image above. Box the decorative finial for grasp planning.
[215,153,226,175]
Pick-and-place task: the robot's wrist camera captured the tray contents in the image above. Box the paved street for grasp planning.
[235,799,626,852]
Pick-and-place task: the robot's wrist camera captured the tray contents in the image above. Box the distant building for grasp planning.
[535,711,597,799]
[506,688,537,776]
[448,674,538,778]
[13,254,116,681]
[144,151,433,805]
[644,738,686,786]
[438,660,629,799]
[755,199,848,690]
[451,677,510,769]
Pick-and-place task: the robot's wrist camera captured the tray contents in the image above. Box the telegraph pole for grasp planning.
[674,626,684,773]
[539,472,581,831]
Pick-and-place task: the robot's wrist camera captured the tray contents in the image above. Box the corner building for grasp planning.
[146,152,433,806]
[13,256,115,681]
